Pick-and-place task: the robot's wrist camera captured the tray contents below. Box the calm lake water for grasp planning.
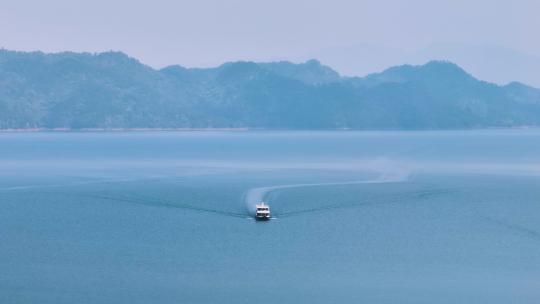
[1,130,539,303]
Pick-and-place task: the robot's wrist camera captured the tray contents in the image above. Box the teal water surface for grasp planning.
[0,130,539,303]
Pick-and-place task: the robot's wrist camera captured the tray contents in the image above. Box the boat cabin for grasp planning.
[255,202,271,220]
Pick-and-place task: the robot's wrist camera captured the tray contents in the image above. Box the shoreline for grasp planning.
[0,127,250,133]
[0,126,539,133]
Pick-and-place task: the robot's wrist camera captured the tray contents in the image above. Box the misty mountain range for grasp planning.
[1,49,540,130]
[307,43,540,88]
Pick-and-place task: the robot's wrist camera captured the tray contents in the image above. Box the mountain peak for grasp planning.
[422,60,469,74]
[364,60,475,85]
[304,59,322,66]
[257,59,341,84]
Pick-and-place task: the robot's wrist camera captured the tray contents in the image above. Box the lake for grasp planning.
[1,130,539,303]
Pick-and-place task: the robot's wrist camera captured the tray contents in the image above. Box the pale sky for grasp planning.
[1,0,539,85]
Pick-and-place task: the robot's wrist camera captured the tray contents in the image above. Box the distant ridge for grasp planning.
[1,49,539,129]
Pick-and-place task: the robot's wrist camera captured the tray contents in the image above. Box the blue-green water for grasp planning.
[1,130,539,303]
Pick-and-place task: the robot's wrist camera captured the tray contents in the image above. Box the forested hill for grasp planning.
[1,49,540,129]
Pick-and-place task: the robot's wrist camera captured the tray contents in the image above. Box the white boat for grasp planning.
[255,202,271,220]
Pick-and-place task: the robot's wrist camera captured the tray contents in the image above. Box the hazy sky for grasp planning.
[1,0,538,84]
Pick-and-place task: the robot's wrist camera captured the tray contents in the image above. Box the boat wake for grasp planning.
[42,168,459,220]
[276,186,455,218]
[55,192,247,219]
[243,170,411,216]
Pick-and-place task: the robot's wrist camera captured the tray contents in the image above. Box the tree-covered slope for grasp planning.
[1,49,539,129]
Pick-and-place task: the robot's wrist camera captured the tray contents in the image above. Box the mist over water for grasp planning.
[1,130,540,304]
